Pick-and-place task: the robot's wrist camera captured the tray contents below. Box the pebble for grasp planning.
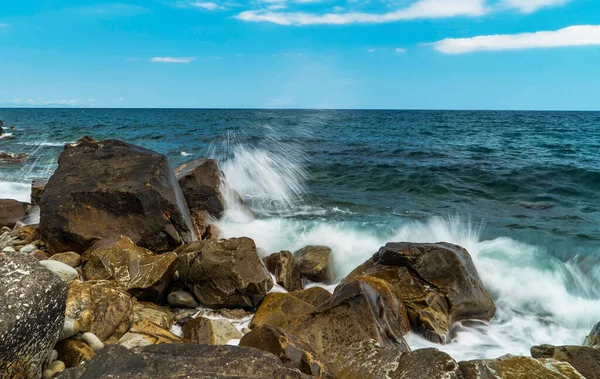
[42,369,54,379]
[45,349,58,367]
[2,246,15,253]
[0,226,10,233]
[168,291,199,309]
[47,360,66,375]
[49,251,81,267]
[31,250,49,261]
[40,260,78,282]
[82,332,104,351]
[19,244,37,254]
[59,318,80,341]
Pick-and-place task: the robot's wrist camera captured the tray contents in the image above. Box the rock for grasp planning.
[57,344,311,378]
[294,246,334,283]
[41,260,79,282]
[190,210,220,240]
[2,246,15,252]
[81,333,104,352]
[250,292,316,329]
[240,324,334,379]
[65,280,133,343]
[460,355,584,379]
[16,224,40,242]
[264,251,303,292]
[59,318,80,341]
[182,317,242,345]
[531,344,600,379]
[0,231,14,250]
[48,360,66,375]
[56,339,96,368]
[0,252,68,378]
[31,178,48,206]
[32,250,49,261]
[133,300,174,329]
[0,152,28,163]
[0,199,27,228]
[289,287,332,307]
[49,252,81,268]
[287,276,410,366]
[174,158,226,218]
[45,350,59,369]
[177,237,273,309]
[343,242,496,343]
[43,370,53,379]
[82,236,177,301]
[19,243,37,254]
[117,320,184,349]
[167,290,199,309]
[39,137,196,255]
[584,321,600,346]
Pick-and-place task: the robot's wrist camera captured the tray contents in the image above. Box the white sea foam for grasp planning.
[180,151,191,156]
[0,181,31,202]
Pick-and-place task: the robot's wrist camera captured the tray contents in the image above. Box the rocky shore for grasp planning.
[1,136,599,379]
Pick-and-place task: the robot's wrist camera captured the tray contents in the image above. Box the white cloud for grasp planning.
[190,2,223,10]
[432,25,600,54]
[395,47,407,53]
[151,57,196,63]
[501,0,572,13]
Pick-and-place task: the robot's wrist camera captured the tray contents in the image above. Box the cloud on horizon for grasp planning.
[151,57,196,63]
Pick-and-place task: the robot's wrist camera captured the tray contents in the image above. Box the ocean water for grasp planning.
[1,108,600,361]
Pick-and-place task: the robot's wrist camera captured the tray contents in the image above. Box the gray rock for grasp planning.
[0,252,68,378]
[58,318,80,341]
[41,260,78,282]
[19,243,38,254]
[0,231,13,250]
[167,291,199,309]
[584,321,600,346]
[81,332,104,352]
[294,246,334,283]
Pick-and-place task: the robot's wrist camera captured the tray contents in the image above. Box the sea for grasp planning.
[1,108,599,361]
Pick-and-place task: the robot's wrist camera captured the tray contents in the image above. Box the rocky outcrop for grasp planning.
[0,199,27,228]
[343,242,495,343]
[250,292,316,329]
[31,178,48,206]
[39,137,196,254]
[0,152,28,163]
[177,237,273,309]
[294,246,334,283]
[289,287,332,307]
[175,159,226,218]
[82,236,177,301]
[264,250,303,292]
[531,344,600,379]
[182,317,242,345]
[57,344,312,378]
[117,320,183,349]
[0,252,68,378]
[460,355,584,379]
[584,321,600,346]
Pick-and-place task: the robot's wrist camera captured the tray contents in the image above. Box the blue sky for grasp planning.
[1,0,599,109]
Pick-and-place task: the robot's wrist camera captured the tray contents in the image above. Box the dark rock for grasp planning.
[167,290,198,309]
[82,236,177,302]
[177,237,273,309]
[57,343,311,378]
[264,250,303,292]
[31,178,48,206]
[55,339,96,368]
[0,252,68,378]
[294,245,334,284]
[460,354,584,379]
[343,242,495,343]
[174,159,226,218]
[584,321,600,346]
[289,286,332,307]
[0,152,28,163]
[39,137,196,254]
[0,199,27,228]
[531,344,600,379]
[240,324,334,379]
[250,292,316,329]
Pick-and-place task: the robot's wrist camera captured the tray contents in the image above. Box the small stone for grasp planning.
[242,328,251,334]
[32,250,49,261]
[19,244,37,254]
[182,317,242,345]
[2,246,15,253]
[47,360,66,374]
[42,369,54,379]
[45,349,58,368]
[59,318,80,341]
[0,226,10,233]
[168,291,199,309]
[49,252,81,268]
[174,309,197,323]
[40,260,78,282]
[82,332,105,352]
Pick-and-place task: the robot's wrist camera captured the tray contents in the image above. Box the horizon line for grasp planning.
[1,107,600,112]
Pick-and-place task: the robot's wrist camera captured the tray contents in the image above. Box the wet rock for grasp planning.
[16,224,39,242]
[82,236,177,301]
[0,231,14,250]
[190,210,220,240]
[81,333,104,352]
[49,251,81,267]
[294,245,334,284]
[19,243,37,254]
[289,286,332,307]
[56,339,96,368]
[32,250,49,261]
[31,178,48,206]
[0,199,27,228]
[531,344,600,379]
[343,242,495,343]
[65,280,133,343]
[250,292,316,329]
[167,290,199,309]
[174,158,226,218]
[0,251,68,378]
[133,300,174,330]
[47,360,66,376]
[240,324,334,379]
[182,317,242,345]
[116,320,184,349]
[460,355,584,379]
[177,237,273,309]
[584,321,600,346]
[59,318,80,341]
[39,137,196,255]
[0,152,28,163]
[41,260,79,282]
[264,250,303,292]
[57,344,311,379]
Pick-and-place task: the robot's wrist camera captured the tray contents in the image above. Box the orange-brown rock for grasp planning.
[250,293,315,329]
[182,317,242,345]
[55,339,96,368]
[0,199,26,228]
[49,252,81,268]
[294,246,333,284]
[132,300,174,330]
[117,320,183,349]
[264,251,302,292]
[289,287,332,307]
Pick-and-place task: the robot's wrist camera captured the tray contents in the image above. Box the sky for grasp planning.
[1,0,599,110]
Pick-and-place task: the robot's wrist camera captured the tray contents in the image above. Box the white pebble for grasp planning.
[19,244,37,254]
[59,318,80,341]
[40,260,78,282]
[82,332,104,351]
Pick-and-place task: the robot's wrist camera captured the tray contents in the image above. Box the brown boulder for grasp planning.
[175,159,226,218]
[531,344,600,379]
[182,317,242,345]
[39,137,196,255]
[132,300,174,330]
[240,324,334,379]
[584,321,600,346]
[294,245,333,284]
[31,178,47,206]
[460,355,584,379]
[250,292,316,329]
[343,242,495,343]
[82,236,177,301]
[55,339,96,368]
[0,199,26,228]
[177,237,273,309]
[264,251,303,292]
[49,252,82,268]
[0,152,28,163]
[117,320,183,349]
[289,286,332,307]
[65,280,133,343]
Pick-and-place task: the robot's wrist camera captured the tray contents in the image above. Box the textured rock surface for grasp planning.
[289,287,332,307]
[31,178,48,206]
[177,237,273,309]
[182,317,242,345]
[65,280,133,343]
[0,252,68,378]
[584,321,600,346]
[132,301,174,330]
[460,355,584,379]
[531,344,600,379]
[264,251,303,292]
[39,137,196,254]
[49,252,82,268]
[250,292,316,329]
[0,198,27,228]
[343,242,495,343]
[82,236,177,301]
[175,159,226,218]
[40,260,78,282]
[294,246,333,283]
[55,339,96,368]
[117,320,183,349]
[57,344,311,379]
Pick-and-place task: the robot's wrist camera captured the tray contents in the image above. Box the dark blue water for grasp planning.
[1,108,600,359]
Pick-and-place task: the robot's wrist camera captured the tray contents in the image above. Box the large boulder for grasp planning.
[250,292,316,329]
[264,250,303,292]
[294,246,334,284]
[174,159,226,218]
[0,252,68,378]
[82,236,177,301]
[460,355,584,379]
[177,237,273,309]
[289,286,332,307]
[343,242,495,343]
[531,344,600,379]
[57,344,311,378]
[0,199,27,228]
[132,300,173,330]
[31,178,48,206]
[39,137,196,254]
